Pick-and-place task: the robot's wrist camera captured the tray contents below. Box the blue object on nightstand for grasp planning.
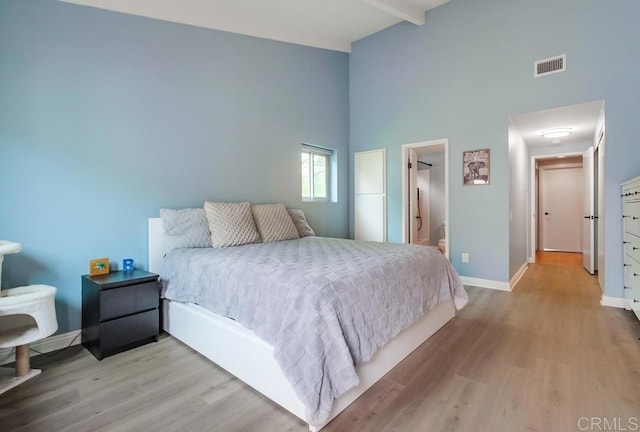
[122,258,135,271]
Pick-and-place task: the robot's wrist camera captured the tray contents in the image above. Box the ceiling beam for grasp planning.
[359,0,426,25]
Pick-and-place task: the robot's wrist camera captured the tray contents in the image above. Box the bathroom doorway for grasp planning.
[401,139,449,259]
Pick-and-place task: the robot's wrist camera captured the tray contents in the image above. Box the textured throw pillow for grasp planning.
[160,208,212,251]
[287,209,316,237]
[251,203,300,243]
[204,201,261,248]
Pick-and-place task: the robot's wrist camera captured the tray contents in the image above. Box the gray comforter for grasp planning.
[161,237,467,425]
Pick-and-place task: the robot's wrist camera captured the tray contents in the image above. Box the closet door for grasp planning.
[354,149,386,242]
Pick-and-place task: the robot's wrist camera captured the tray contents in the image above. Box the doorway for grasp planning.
[509,100,604,282]
[401,139,449,259]
[530,148,598,275]
[538,157,584,252]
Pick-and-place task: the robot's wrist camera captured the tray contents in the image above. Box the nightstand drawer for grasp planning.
[99,309,158,352]
[100,281,159,321]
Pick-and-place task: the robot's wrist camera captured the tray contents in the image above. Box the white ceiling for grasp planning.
[60,0,450,52]
[509,101,604,149]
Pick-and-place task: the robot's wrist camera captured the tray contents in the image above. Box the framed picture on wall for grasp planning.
[463,148,490,185]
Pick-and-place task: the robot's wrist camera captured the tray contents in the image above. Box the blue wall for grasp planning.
[0,1,349,333]
[350,0,640,297]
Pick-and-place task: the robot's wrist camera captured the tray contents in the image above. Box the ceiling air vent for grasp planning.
[534,54,566,78]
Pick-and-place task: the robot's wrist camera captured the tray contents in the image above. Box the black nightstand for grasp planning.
[82,269,160,360]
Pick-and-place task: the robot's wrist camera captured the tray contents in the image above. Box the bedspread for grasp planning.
[161,237,467,425]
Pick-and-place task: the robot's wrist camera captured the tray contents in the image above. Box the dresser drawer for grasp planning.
[624,254,640,291]
[623,201,640,236]
[623,233,640,264]
[626,285,640,302]
[628,292,640,321]
[100,281,159,321]
[622,180,640,202]
[99,309,158,352]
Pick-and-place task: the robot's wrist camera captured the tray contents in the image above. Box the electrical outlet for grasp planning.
[461,253,469,263]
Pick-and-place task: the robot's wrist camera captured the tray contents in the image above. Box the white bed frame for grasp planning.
[148,218,455,431]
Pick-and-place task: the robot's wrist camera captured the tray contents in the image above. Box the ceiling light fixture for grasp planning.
[541,128,573,138]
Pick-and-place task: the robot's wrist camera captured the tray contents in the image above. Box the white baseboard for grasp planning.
[459,276,511,292]
[600,295,627,309]
[510,263,528,289]
[0,330,81,366]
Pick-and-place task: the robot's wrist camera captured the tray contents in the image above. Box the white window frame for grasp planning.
[301,144,332,202]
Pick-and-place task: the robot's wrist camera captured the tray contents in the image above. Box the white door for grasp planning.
[354,149,386,242]
[540,166,583,252]
[582,147,595,273]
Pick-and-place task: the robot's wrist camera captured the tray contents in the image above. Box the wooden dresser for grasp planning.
[622,176,640,321]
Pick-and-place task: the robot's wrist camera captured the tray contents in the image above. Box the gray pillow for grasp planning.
[204,201,261,248]
[287,209,316,237]
[160,208,212,251]
[252,203,299,243]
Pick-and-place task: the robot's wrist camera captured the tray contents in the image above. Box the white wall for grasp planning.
[508,122,528,279]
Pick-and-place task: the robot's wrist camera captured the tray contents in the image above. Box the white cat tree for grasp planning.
[0,241,57,395]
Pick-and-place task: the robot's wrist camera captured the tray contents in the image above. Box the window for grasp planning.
[301,144,332,201]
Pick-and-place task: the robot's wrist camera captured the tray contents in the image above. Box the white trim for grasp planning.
[401,139,449,260]
[600,295,627,309]
[359,0,426,25]
[510,262,528,289]
[460,276,511,292]
[0,330,81,366]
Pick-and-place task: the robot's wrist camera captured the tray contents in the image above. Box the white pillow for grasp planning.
[160,208,212,250]
[204,201,261,248]
[252,203,299,243]
[287,209,316,237]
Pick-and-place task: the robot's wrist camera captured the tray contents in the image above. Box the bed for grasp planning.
[148,212,467,431]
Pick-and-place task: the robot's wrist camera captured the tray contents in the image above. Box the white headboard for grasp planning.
[148,218,166,275]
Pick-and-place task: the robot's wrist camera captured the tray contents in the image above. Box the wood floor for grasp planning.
[1,262,639,432]
[536,250,583,266]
